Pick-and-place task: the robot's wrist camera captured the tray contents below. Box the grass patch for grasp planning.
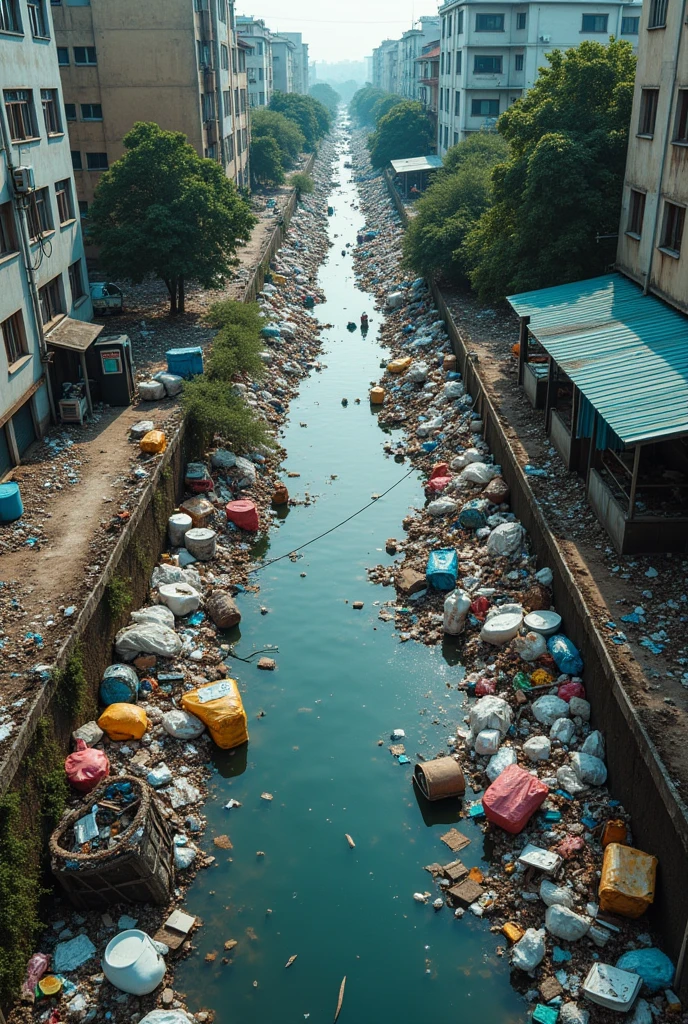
[105,575,133,619]
[54,644,89,720]
[290,172,314,200]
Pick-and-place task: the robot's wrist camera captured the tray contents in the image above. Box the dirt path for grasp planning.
[444,286,688,793]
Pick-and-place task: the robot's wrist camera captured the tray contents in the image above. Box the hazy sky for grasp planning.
[238,0,440,65]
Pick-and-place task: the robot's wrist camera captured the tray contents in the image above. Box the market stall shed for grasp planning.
[390,155,442,198]
[46,317,104,424]
[508,273,688,554]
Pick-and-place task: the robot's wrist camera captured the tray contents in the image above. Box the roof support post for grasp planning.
[544,357,556,432]
[627,444,642,521]
[585,410,599,495]
[80,352,93,417]
[517,315,530,386]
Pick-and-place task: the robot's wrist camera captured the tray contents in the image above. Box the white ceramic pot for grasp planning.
[158,582,200,618]
[168,513,192,547]
[102,930,165,996]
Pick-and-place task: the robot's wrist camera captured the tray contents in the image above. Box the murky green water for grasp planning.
[175,133,525,1024]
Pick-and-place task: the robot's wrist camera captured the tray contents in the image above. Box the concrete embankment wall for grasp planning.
[383,170,688,989]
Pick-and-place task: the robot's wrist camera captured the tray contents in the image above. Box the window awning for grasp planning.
[507,273,688,446]
[46,317,104,353]
[390,155,443,174]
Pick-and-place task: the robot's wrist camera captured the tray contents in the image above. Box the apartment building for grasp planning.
[282,32,309,94]
[437,0,642,154]
[400,17,441,100]
[1,0,93,472]
[372,38,402,94]
[271,34,296,95]
[52,0,250,212]
[616,0,688,310]
[416,40,441,121]
[237,15,273,108]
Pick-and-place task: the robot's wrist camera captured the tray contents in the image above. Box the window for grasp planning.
[0,0,22,32]
[475,13,504,31]
[515,53,524,71]
[447,51,451,74]
[57,46,69,64]
[454,131,459,145]
[454,90,460,116]
[582,13,608,31]
[648,0,668,27]
[472,98,500,116]
[256,40,262,54]
[217,0,226,21]
[456,50,462,74]
[64,102,76,120]
[73,45,97,64]
[100,350,122,374]
[80,102,102,120]
[27,0,47,36]
[674,90,688,142]
[474,55,503,73]
[226,133,234,161]
[240,89,247,113]
[441,51,444,74]
[39,276,64,324]
[4,90,37,141]
[457,10,464,33]
[223,89,231,117]
[202,92,215,120]
[2,311,27,366]
[443,125,449,148]
[639,88,659,135]
[78,199,88,218]
[447,14,452,35]
[442,16,445,36]
[71,150,82,170]
[627,189,646,236]
[660,201,685,254]
[69,259,85,300]
[86,152,108,170]
[621,15,639,32]
[41,88,62,134]
[0,202,17,257]
[220,43,229,69]
[55,178,73,223]
[27,186,53,240]
[516,11,527,28]
[258,66,263,80]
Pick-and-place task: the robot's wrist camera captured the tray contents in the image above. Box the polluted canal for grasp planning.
[174,128,525,1022]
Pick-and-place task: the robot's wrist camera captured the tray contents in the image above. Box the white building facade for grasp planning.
[237,16,273,108]
[437,0,643,154]
[1,0,92,473]
[400,17,441,100]
[271,35,296,95]
[282,32,309,94]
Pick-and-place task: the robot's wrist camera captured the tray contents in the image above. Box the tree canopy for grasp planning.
[370,94,404,124]
[269,92,331,150]
[87,122,255,314]
[309,82,341,115]
[402,134,508,284]
[349,86,388,125]
[250,107,305,167]
[463,39,637,300]
[250,135,285,188]
[367,101,435,168]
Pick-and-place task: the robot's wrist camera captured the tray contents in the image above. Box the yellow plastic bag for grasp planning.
[181,679,248,750]
[530,668,555,688]
[272,273,286,286]
[139,430,167,454]
[387,357,412,375]
[599,843,657,918]
[98,703,149,742]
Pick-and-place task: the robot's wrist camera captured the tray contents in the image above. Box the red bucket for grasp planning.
[226,499,259,532]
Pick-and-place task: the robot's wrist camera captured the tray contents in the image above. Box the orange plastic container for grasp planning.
[139,430,167,454]
[602,819,628,847]
[370,387,385,405]
[387,356,412,374]
[599,843,657,918]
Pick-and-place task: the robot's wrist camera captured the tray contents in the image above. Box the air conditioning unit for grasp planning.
[13,166,35,193]
[539,34,551,42]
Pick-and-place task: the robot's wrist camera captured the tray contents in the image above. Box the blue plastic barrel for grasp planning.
[0,482,23,522]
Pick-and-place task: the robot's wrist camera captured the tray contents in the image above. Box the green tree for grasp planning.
[87,122,255,314]
[402,133,508,284]
[463,39,637,301]
[182,379,273,452]
[203,299,267,382]
[309,82,341,115]
[349,85,388,125]
[368,101,435,168]
[371,94,403,124]
[250,134,285,188]
[251,108,305,166]
[290,172,314,200]
[270,92,331,150]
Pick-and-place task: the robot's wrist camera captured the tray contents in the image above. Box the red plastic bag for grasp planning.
[65,739,110,793]
[475,677,496,696]
[470,596,490,620]
[426,462,452,494]
[483,764,548,834]
[226,499,259,532]
[558,681,586,702]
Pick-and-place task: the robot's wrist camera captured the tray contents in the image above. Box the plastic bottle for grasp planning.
[443,589,471,635]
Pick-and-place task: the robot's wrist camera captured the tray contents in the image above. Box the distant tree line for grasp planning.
[250,92,332,189]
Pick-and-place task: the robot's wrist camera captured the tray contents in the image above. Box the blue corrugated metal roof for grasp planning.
[507,274,688,445]
[390,155,443,174]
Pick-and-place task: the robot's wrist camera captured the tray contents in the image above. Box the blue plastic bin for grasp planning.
[166,346,204,378]
[0,482,23,522]
[426,548,458,591]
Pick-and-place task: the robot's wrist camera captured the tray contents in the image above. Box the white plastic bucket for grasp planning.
[184,528,216,561]
[168,513,192,547]
[102,930,165,995]
[158,582,200,617]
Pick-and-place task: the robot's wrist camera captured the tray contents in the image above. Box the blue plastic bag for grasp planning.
[426,549,458,591]
[616,948,674,994]
[547,634,584,676]
[100,663,139,706]
[458,499,488,531]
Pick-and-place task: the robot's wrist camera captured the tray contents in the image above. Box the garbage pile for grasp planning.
[350,131,678,1023]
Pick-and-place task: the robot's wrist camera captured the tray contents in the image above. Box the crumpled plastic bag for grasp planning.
[150,564,202,591]
[460,463,496,485]
[486,521,524,558]
[468,695,512,742]
[65,739,110,792]
[427,497,459,517]
[98,703,149,741]
[115,623,182,662]
[547,634,584,675]
[161,709,206,740]
[513,631,547,662]
[21,953,50,1002]
[512,928,545,971]
[130,605,176,629]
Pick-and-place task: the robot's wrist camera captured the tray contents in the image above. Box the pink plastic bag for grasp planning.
[470,596,490,620]
[65,739,110,793]
[475,677,496,697]
[426,463,452,493]
[483,764,549,834]
[558,681,586,703]
[21,952,50,1002]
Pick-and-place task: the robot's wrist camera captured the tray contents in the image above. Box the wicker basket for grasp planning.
[50,775,174,910]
